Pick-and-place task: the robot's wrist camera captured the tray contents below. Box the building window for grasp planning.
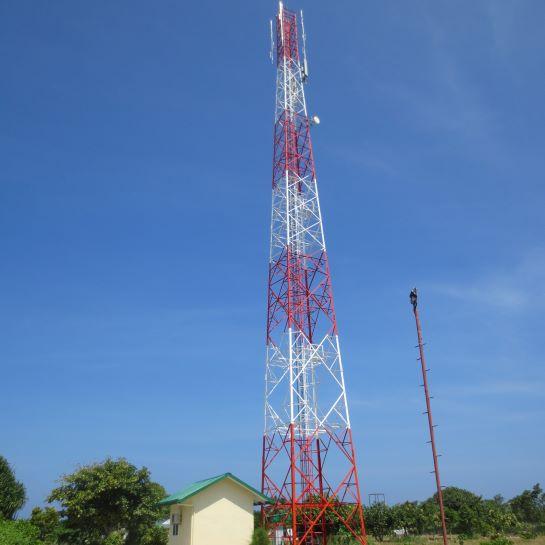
[171,513,181,536]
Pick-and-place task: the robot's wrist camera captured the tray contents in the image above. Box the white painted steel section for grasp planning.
[264,5,351,440]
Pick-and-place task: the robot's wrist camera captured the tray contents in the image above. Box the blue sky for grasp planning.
[1,0,544,516]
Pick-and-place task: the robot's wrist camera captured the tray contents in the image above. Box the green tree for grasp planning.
[391,501,427,535]
[423,487,484,536]
[419,500,440,534]
[492,495,505,506]
[0,519,39,545]
[0,456,26,520]
[30,507,62,543]
[509,484,545,525]
[250,526,271,545]
[481,500,518,536]
[365,503,394,542]
[48,458,166,545]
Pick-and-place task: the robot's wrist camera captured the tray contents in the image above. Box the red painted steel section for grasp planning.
[410,289,449,545]
[261,6,366,544]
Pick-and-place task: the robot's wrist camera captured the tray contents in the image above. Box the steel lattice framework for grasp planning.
[261,3,367,544]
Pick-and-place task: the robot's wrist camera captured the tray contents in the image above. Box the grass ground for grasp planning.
[327,535,545,545]
[465,537,545,545]
[377,536,545,545]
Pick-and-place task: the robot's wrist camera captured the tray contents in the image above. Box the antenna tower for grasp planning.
[261,3,367,544]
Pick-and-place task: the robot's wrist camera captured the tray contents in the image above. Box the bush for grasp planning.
[250,527,270,545]
[328,536,366,545]
[479,536,513,545]
[0,519,40,545]
[516,523,537,539]
[140,526,168,545]
[392,536,426,545]
[328,536,351,545]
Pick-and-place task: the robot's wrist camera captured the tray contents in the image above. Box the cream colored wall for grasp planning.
[180,504,193,545]
[168,504,194,545]
[191,478,255,545]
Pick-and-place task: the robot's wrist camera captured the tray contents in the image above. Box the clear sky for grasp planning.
[1,0,544,516]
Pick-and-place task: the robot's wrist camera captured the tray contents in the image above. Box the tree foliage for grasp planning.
[0,519,39,545]
[103,531,125,545]
[481,500,518,536]
[29,507,62,544]
[509,484,545,525]
[328,484,545,541]
[425,487,486,536]
[139,526,168,545]
[2,452,542,545]
[365,502,395,541]
[48,458,166,545]
[0,456,26,520]
[391,502,428,535]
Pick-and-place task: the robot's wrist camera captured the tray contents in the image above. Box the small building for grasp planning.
[159,472,270,545]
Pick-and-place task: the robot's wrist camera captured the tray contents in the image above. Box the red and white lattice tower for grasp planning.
[261,3,367,544]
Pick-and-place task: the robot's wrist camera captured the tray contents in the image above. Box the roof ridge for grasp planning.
[158,472,271,507]
[193,472,227,484]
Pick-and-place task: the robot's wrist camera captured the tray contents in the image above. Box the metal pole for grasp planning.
[410,288,448,545]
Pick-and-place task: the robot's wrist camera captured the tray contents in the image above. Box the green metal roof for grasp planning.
[158,472,271,506]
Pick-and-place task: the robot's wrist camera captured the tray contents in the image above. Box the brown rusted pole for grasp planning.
[410,288,448,545]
